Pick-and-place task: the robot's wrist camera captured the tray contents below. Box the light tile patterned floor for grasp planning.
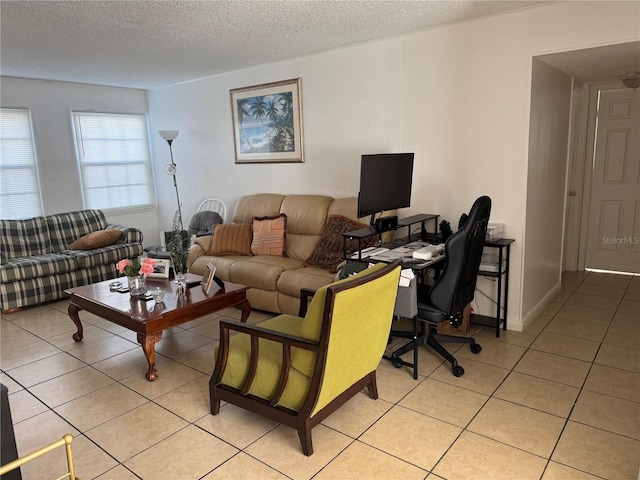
[1,272,638,479]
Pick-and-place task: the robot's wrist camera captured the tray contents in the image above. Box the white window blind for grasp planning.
[72,112,155,211]
[0,108,43,219]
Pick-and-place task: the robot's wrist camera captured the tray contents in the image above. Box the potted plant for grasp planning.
[167,210,188,282]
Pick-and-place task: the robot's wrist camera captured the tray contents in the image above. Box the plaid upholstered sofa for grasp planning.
[0,210,143,312]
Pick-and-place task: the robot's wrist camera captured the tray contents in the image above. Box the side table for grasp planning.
[471,238,515,337]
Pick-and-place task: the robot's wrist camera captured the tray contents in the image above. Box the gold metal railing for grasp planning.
[0,433,77,480]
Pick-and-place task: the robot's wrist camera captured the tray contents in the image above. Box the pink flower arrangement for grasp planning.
[116,257,156,278]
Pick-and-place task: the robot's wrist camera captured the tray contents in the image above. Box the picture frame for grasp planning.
[148,258,170,279]
[202,262,217,294]
[230,78,304,164]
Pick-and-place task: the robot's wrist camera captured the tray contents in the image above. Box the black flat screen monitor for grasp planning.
[357,153,414,227]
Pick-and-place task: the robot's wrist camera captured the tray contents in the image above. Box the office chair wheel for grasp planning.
[470,343,482,354]
[452,365,465,377]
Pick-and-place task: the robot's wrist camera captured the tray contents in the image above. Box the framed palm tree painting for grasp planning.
[230,78,304,163]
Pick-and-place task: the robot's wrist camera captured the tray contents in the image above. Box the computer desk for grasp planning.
[343,221,514,338]
[341,213,440,261]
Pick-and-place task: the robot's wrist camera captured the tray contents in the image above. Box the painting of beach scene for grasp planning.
[231,78,304,163]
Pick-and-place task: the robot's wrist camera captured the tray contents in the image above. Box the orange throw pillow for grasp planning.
[208,223,252,255]
[68,230,122,250]
[251,214,287,256]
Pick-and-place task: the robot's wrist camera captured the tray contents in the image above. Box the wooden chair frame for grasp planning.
[209,261,401,456]
[196,198,227,223]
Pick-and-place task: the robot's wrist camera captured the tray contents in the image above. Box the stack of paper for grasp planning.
[412,244,444,260]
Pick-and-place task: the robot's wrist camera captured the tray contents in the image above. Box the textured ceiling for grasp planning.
[538,41,640,84]
[1,0,549,89]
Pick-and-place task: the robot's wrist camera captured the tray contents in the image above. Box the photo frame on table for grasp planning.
[230,78,304,164]
[202,262,217,294]
[148,258,170,279]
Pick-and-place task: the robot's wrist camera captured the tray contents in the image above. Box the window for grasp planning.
[0,108,43,219]
[72,112,155,211]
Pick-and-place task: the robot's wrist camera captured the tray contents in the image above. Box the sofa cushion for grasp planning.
[0,254,78,283]
[208,223,252,256]
[232,194,285,224]
[190,254,238,281]
[277,267,336,298]
[327,197,359,219]
[280,195,334,261]
[46,210,108,252]
[0,216,51,260]
[304,215,376,272]
[63,244,143,269]
[1,263,119,312]
[68,229,122,250]
[229,257,303,291]
[251,214,287,256]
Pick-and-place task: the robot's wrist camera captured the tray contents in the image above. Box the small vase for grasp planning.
[174,270,186,284]
[128,275,146,296]
[170,253,187,284]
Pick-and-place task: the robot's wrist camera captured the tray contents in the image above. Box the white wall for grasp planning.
[0,77,161,243]
[148,1,639,329]
[522,59,573,328]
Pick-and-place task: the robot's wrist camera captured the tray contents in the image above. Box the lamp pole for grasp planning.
[159,130,183,230]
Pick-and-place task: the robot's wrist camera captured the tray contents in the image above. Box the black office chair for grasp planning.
[387,196,491,377]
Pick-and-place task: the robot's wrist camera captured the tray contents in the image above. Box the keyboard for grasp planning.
[362,247,389,257]
[412,244,444,260]
[350,247,389,259]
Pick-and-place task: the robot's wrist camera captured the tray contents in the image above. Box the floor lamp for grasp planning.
[159,130,183,230]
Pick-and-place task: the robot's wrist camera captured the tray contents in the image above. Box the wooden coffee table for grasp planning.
[65,274,250,381]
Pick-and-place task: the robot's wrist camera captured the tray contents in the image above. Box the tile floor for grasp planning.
[1,271,638,479]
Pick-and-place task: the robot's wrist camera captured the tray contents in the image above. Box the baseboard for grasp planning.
[518,281,562,332]
[508,317,525,333]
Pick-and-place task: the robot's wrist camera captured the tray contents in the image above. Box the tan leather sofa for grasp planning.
[187,193,370,315]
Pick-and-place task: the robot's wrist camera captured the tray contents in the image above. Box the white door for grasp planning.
[585,87,640,273]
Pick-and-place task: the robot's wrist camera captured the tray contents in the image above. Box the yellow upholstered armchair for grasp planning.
[209,260,402,456]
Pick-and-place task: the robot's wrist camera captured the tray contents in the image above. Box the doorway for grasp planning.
[537,41,640,275]
[583,86,639,273]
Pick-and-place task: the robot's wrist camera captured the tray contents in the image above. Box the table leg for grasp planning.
[239,300,251,323]
[68,303,84,342]
[137,332,163,381]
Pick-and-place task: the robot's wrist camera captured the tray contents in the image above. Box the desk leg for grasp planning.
[503,244,511,332]
[137,332,163,381]
[68,303,84,342]
[239,300,251,323]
